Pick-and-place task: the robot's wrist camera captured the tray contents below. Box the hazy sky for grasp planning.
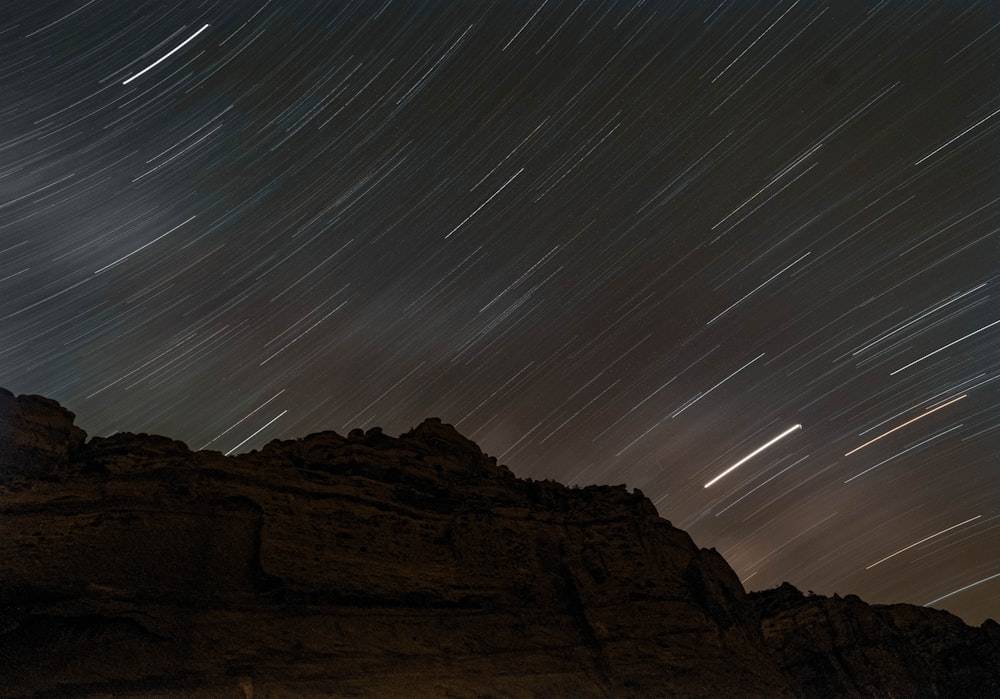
[2,0,998,624]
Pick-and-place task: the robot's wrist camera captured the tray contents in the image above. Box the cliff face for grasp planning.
[0,388,86,481]
[1,389,997,698]
[748,583,1000,698]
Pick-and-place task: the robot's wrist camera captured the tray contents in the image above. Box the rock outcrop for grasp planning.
[748,583,1000,698]
[1,389,997,697]
[0,387,86,481]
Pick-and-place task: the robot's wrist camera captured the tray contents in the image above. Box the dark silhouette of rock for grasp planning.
[0,387,86,482]
[0,389,997,697]
[748,583,1000,698]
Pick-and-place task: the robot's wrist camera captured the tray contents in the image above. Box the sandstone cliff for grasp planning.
[0,388,997,698]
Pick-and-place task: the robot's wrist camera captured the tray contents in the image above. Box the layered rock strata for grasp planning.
[1,389,996,698]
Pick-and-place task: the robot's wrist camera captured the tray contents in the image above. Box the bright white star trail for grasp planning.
[705,424,803,488]
[122,24,210,85]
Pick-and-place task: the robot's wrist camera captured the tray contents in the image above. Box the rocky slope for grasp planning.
[748,583,1000,698]
[1,387,997,698]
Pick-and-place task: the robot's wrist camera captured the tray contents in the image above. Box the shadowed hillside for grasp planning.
[1,387,998,698]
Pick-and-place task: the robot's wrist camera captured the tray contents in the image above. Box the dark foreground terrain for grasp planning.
[2,387,998,697]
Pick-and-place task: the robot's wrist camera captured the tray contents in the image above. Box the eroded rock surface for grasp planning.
[748,583,1000,698]
[0,388,86,481]
[1,390,997,697]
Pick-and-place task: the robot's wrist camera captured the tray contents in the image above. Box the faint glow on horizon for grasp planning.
[704,424,803,488]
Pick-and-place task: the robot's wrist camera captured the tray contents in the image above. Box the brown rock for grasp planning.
[1,389,998,698]
[748,582,1000,698]
[0,388,86,482]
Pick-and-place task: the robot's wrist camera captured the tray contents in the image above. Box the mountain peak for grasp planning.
[404,415,477,448]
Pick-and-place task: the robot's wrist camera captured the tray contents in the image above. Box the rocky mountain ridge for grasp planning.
[1,387,998,698]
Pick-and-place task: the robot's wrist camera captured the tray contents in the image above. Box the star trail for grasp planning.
[2,1,998,625]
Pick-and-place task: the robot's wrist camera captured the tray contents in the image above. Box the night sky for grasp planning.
[3,0,999,625]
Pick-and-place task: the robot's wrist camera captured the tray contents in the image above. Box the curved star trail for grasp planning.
[2,1,998,625]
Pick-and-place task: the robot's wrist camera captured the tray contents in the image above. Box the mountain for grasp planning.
[1,387,998,698]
